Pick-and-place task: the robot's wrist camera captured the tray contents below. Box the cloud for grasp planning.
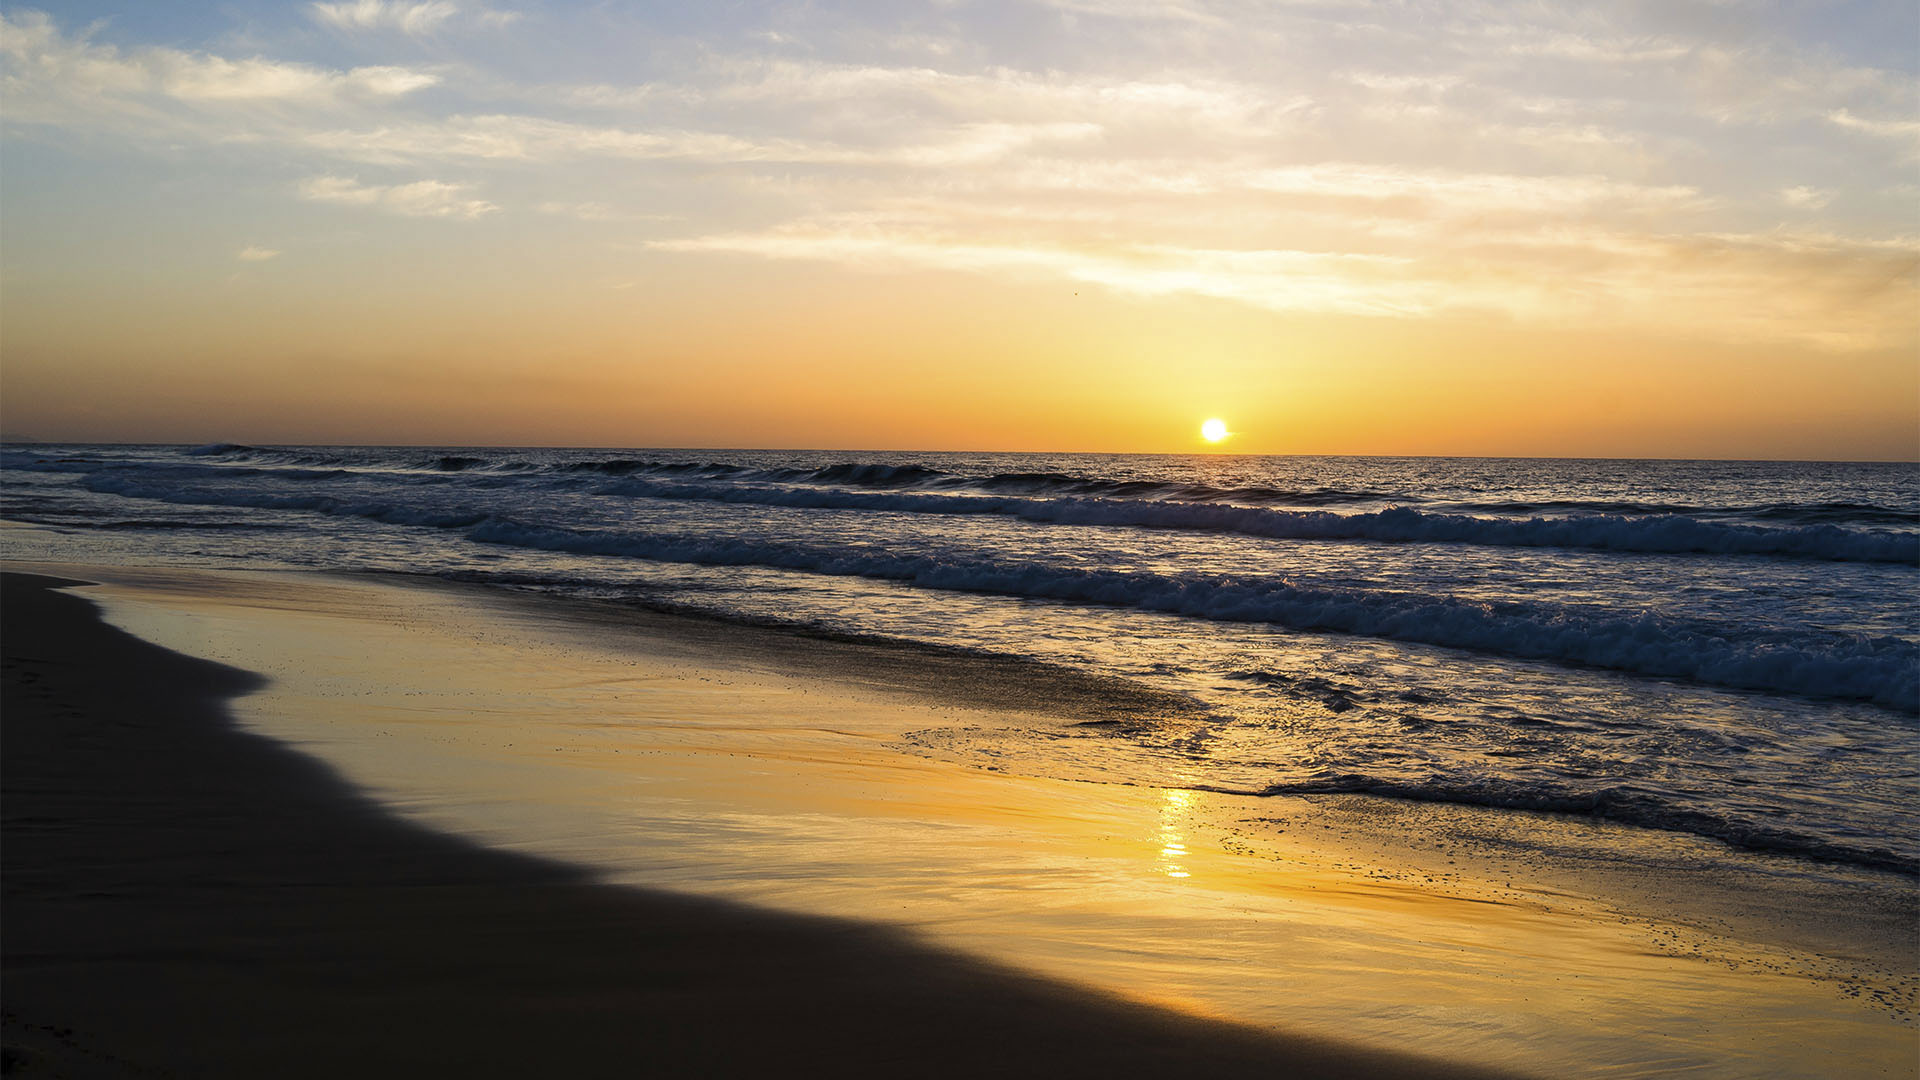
[535,200,617,220]
[298,175,497,218]
[237,246,281,261]
[815,160,1699,225]
[534,201,673,222]
[1829,109,1920,141]
[652,216,1917,350]
[1780,186,1832,210]
[2,6,1912,356]
[295,116,765,162]
[700,58,1290,141]
[294,113,1102,166]
[308,1,520,34]
[0,10,438,120]
[554,83,675,109]
[1238,165,1698,214]
[1027,0,1226,24]
[650,224,1466,319]
[308,1,460,34]
[1487,29,1690,64]
[166,58,436,101]
[1345,72,1461,95]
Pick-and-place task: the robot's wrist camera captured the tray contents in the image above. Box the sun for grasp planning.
[1200,418,1229,443]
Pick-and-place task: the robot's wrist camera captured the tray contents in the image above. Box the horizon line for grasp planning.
[4,439,1915,466]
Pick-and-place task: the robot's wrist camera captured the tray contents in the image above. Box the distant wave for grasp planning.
[596,478,1919,563]
[1206,774,1918,875]
[30,451,1918,563]
[1447,498,1920,528]
[0,456,109,474]
[464,453,1920,526]
[20,447,1910,529]
[128,449,1441,506]
[79,473,491,529]
[142,445,350,469]
[806,462,948,487]
[463,518,1920,712]
[171,448,1916,526]
[576,458,1401,506]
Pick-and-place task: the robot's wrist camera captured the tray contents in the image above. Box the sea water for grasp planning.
[3,444,1915,876]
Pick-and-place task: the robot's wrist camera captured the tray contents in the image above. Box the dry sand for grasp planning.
[1,572,1519,1078]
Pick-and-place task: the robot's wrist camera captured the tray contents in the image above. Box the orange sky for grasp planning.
[2,3,1915,459]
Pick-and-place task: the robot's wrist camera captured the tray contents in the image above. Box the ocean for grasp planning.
[3,443,1915,877]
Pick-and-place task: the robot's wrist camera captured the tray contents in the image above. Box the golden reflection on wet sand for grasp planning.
[1158,790,1193,880]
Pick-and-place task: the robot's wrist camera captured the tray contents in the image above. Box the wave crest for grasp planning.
[595,478,1919,563]
[463,518,1920,712]
[1218,774,1918,875]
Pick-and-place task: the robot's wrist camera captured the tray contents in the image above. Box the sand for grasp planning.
[5,564,1914,1078]
[1,571,1519,1078]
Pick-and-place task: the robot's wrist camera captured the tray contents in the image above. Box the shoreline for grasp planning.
[369,566,1920,981]
[6,562,1915,1076]
[1,571,1510,1077]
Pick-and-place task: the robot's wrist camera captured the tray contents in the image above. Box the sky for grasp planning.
[1,0,1915,457]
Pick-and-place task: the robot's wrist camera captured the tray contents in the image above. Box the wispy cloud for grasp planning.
[308,1,520,34]
[295,114,1103,166]
[298,175,497,218]
[534,201,673,223]
[236,246,281,261]
[653,216,1918,350]
[0,10,437,121]
[1829,109,1920,141]
[1028,0,1228,25]
[1780,186,1832,210]
[1484,28,1690,65]
[309,1,458,34]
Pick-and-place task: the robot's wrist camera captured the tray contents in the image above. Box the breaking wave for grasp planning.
[1206,774,1918,874]
[596,478,1920,563]
[54,465,1920,708]
[462,518,1920,712]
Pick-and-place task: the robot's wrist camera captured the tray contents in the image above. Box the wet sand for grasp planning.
[7,563,1915,1078]
[1,572,1515,1078]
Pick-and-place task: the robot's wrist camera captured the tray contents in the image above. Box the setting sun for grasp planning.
[1201,418,1229,443]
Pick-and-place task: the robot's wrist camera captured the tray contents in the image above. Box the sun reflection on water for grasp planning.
[1157,789,1193,879]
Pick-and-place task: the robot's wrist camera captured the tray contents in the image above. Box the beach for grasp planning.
[3,568,1528,1078]
[7,0,1918,1072]
[5,562,1913,1077]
